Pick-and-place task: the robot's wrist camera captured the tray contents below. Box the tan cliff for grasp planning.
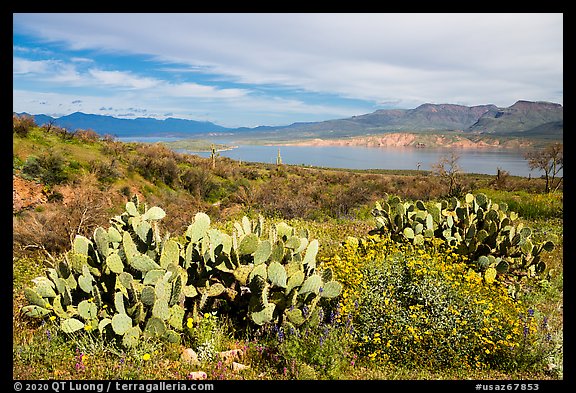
[278,132,532,149]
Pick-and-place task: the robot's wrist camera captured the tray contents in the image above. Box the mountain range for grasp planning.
[17,100,563,141]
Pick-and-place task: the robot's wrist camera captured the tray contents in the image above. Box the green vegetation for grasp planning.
[162,139,234,153]
[13,116,563,380]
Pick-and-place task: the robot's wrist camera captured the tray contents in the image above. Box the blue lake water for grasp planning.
[119,137,547,177]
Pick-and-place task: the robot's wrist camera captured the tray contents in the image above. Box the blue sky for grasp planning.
[13,13,563,128]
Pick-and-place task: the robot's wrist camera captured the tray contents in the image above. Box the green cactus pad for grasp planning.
[129,301,146,324]
[238,233,259,255]
[302,240,319,270]
[270,241,285,263]
[246,263,265,283]
[233,264,254,286]
[160,239,180,268]
[119,272,133,288]
[403,227,415,239]
[155,280,170,301]
[78,272,94,294]
[295,237,309,254]
[251,303,275,325]
[73,235,92,256]
[168,304,185,330]
[267,262,287,288]
[94,227,110,256]
[78,300,98,320]
[122,326,142,348]
[68,252,88,274]
[299,274,322,295]
[186,212,211,242]
[136,220,153,245]
[206,282,225,297]
[61,318,85,334]
[183,285,198,298]
[115,292,127,315]
[144,317,167,337]
[142,206,166,221]
[125,201,139,216]
[169,274,182,306]
[284,261,303,278]
[241,216,252,235]
[163,329,181,343]
[139,285,155,306]
[254,240,272,265]
[129,253,161,273]
[32,278,56,301]
[413,234,425,245]
[111,313,133,335]
[284,236,301,250]
[52,295,70,319]
[108,226,123,243]
[276,222,293,240]
[21,305,51,318]
[285,308,306,326]
[542,241,555,252]
[152,298,170,320]
[98,318,112,334]
[106,253,125,274]
[521,240,534,256]
[24,287,48,308]
[320,280,342,298]
[143,269,165,285]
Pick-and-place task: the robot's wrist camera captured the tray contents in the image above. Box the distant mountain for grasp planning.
[255,101,562,140]
[18,111,230,137]
[18,100,562,141]
[467,101,564,134]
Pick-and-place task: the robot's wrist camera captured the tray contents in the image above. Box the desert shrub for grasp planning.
[270,312,355,379]
[21,151,68,185]
[180,167,217,200]
[13,114,37,137]
[480,189,563,220]
[74,129,100,143]
[322,235,551,372]
[128,144,182,187]
[13,175,118,256]
[89,159,121,183]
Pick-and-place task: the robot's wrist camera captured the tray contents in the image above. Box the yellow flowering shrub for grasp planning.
[322,235,533,370]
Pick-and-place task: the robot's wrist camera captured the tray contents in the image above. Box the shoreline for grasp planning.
[267,132,534,150]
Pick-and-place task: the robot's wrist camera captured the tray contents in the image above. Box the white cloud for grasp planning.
[88,69,160,89]
[13,13,563,125]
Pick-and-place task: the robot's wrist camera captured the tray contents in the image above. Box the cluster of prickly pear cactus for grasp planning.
[21,196,186,347]
[20,196,342,347]
[181,213,342,332]
[370,192,555,281]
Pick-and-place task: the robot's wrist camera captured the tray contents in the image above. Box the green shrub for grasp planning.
[323,235,551,372]
[13,114,36,137]
[21,151,68,185]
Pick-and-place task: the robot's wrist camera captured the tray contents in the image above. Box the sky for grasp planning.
[13,13,563,128]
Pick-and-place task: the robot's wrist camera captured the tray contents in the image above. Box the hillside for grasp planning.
[12,115,564,383]
[18,100,563,141]
[467,101,564,134]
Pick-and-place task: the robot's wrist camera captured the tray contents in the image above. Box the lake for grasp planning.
[119,137,547,177]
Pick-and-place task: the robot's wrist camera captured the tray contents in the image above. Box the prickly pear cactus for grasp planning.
[370,192,556,282]
[20,196,342,347]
